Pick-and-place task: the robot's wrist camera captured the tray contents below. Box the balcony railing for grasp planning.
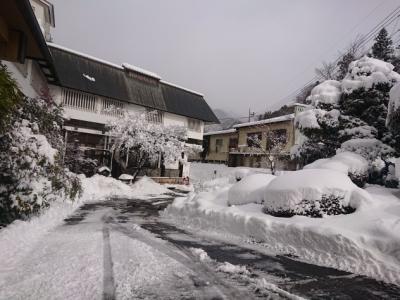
[61,88,125,117]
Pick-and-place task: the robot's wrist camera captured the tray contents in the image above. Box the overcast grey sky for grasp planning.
[51,0,399,117]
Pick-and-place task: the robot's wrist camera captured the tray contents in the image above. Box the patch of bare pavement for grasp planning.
[65,196,400,299]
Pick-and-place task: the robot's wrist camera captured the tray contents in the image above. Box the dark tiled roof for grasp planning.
[49,46,165,110]
[48,44,218,123]
[161,83,219,123]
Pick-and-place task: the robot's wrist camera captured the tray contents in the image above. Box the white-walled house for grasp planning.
[47,43,218,178]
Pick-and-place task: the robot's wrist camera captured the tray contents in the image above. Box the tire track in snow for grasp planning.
[109,221,256,300]
[102,225,116,300]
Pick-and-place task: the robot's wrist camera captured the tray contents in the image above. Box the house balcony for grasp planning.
[60,88,125,125]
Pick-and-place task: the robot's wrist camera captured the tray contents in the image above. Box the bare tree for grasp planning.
[246,126,288,174]
[336,35,365,80]
[315,61,337,80]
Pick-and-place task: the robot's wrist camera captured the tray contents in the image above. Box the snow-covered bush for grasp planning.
[306,80,341,110]
[384,164,399,188]
[234,168,253,181]
[339,138,395,163]
[228,174,275,206]
[0,97,81,226]
[263,169,370,217]
[304,151,368,187]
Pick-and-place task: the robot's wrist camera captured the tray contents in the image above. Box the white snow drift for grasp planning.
[228,174,275,206]
[263,169,370,215]
[163,164,400,286]
[304,151,368,177]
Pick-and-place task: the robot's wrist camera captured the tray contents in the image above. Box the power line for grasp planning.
[270,4,400,110]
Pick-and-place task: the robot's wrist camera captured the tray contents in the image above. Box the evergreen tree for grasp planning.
[336,52,355,81]
[294,56,400,186]
[371,28,394,61]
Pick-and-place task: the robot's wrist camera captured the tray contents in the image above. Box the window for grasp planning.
[247,132,262,148]
[267,129,287,150]
[146,109,163,123]
[215,139,223,153]
[229,138,238,150]
[188,118,202,132]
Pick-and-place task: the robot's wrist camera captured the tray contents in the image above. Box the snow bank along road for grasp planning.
[1,196,400,299]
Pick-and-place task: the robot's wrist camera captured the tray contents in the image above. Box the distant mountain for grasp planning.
[204,109,241,133]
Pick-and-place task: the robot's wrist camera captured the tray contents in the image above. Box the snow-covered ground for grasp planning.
[0,175,172,299]
[163,163,400,286]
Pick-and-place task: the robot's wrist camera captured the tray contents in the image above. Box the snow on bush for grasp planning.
[263,169,370,217]
[387,81,400,131]
[228,174,275,206]
[304,152,369,187]
[307,80,341,108]
[339,138,395,163]
[342,56,400,93]
[0,97,81,226]
[295,108,340,130]
[163,177,400,285]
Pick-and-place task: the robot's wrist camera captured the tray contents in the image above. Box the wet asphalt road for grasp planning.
[64,195,400,299]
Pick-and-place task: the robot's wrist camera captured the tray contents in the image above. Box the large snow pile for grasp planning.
[163,179,400,285]
[80,174,135,201]
[131,176,171,195]
[263,169,370,217]
[228,174,276,206]
[342,56,400,93]
[307,80,341,107]
[304,152,369,187]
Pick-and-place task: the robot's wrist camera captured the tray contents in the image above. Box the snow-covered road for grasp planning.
[1,195,400,299]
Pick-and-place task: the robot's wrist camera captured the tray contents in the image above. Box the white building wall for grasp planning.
[3,60,47,98]
[163,112,204,140]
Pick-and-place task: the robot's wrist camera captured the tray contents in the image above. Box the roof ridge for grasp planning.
[160,80,204,97]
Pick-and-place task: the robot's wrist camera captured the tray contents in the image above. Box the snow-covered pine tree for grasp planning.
[371,28,394,62]
[294,56,400,186]
[292,80,342,165]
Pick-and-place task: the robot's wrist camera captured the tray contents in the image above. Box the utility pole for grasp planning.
[248,108,255,122]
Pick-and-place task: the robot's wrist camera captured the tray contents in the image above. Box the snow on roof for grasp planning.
[160,80,204,97]
[203,128,237,136]
[48,43,207,97]
[47,42,123,70]
[233,114,295,128]
[121,63,161,80]
[289,102,309,107]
